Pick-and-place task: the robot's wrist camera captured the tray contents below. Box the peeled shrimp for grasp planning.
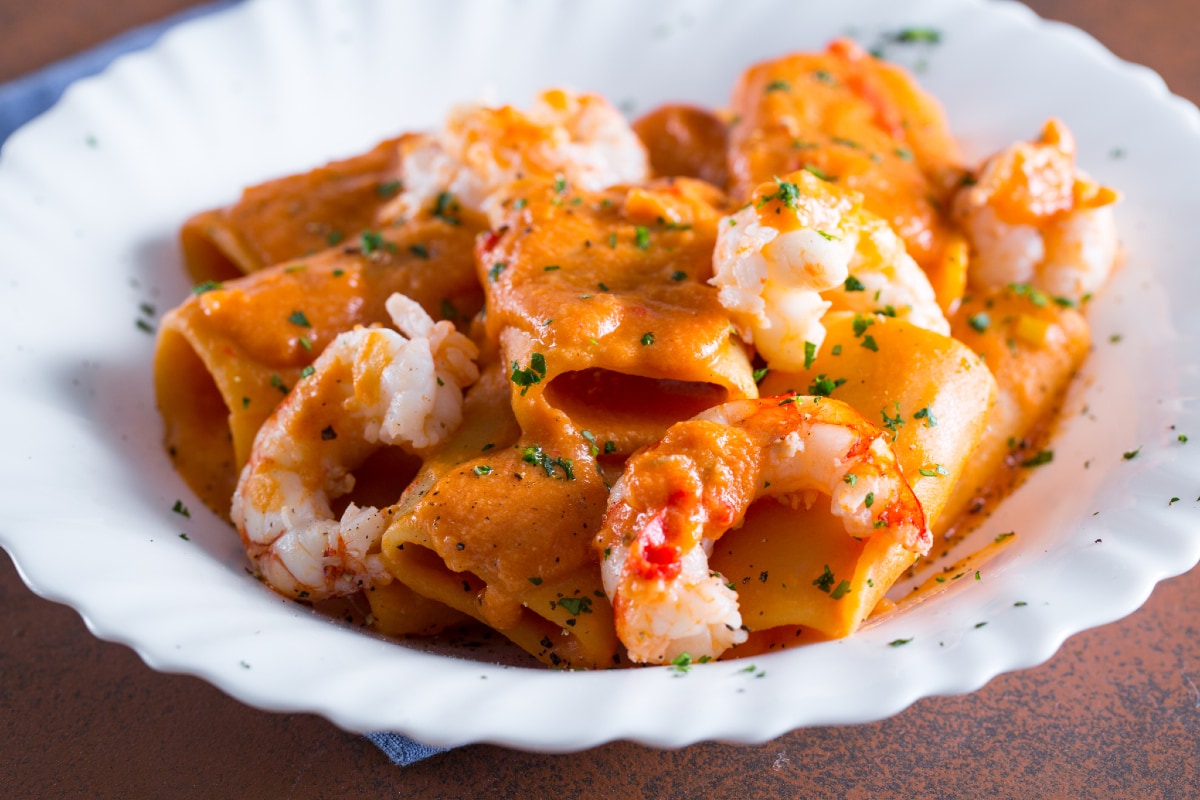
[387,88,649,227]
[230,293,479,600]
[710,170,948,372]
[596,395,929,665]
[954,118,1120,302]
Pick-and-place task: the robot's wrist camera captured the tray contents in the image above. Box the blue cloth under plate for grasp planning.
[0,0,449,766]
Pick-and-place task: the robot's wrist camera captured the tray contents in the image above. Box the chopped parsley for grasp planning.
[844,275,866,292]
[813,564,836,593]
[804,341,817,370]
[473,465,494,476]
[522,445,575,480]
[191,280,223,295]
[635,226,651,250]
[376,179,402,198]
[913,406,937,427]
[753,367,769,383]
[287,310,311,327]
[641,332,655,346]
[433,191,461,225]
[556,596,592,615]
[803,164,836,182]
[967,312,990,333]
[861,334,879,352]
[488,261,507,282]
[1122,447,1141,460]
[172,500,190,518]
[510,353,547,395]
[808,374,846,397]
[409,244,430,259]
[764,79,791,93]
[918,464,949,478]
[1020,449,1054,468]
[830,580,851,600]
[757,177,801,210]
[888,638,913,647]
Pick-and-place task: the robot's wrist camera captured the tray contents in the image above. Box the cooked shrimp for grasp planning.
[596,395,929,664]
[710,170,948,371]
[386,88,649,227]
[954,118,1120,302]
[230,293,479,600]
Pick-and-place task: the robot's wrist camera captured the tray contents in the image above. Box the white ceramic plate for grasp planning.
[2,0,1199,751]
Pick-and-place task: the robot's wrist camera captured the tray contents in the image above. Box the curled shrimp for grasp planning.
[596,395,929,665]
[388,88,648,227]
[954,118,1120,302]
[710,170,948,372]
[230,293,479,600]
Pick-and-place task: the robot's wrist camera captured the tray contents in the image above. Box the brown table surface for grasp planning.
[3,1,1199,797]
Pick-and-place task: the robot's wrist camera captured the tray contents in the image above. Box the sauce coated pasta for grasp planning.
[154,39,1119,667]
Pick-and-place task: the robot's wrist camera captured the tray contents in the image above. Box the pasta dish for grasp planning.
[153,39,1119,668]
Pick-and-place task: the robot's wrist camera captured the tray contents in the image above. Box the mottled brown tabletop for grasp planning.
[2,1,1198,797]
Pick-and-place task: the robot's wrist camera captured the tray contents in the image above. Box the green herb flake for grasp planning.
[888,638,913,647]
[753,367,770,383]
[409,244,430,259]
[634,226,652,250]
[893,27,941,43]
[813,564,836,593]
[440,299,458,320]
[830,580,851,600]
[844,275,866,292]
[376,179,403,198]
[641,332,655,346]
[757,177,801,210]
[433,191,461,225]
[604,440,617,454]
[488,261,507,282]
[995,531,1015,543]
[287,310,311,327]
[581,430,600,457]
[861,334,879,352]
[808,374,847,397]
[967,312,990,333]
[1021,450,1054,468]
[852,314,874,338]
[544,264,561,272]
[270,374,288,394]
[1178,434,1189,443]
[556,596,592,616]
[803,341,817,370]
[510,353,548,395]
[1122,447,1141,460]
[522,444,575,481]
[803,164,837,182]
[299,365,315,379]
[473,465,494,476]
[671,270,687,282]
[191,280,224,295]
[172,500,190,518]
[913,406,938,427]
[764,79,791,93]
[298,336,313,352]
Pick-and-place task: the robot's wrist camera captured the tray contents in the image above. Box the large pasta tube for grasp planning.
[478,176,758,457]
[180,136,412,282]
[711,315,995,643]
[727,38,967,309]
[155,213,483,515]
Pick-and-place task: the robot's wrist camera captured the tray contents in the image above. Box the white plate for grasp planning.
[2,0,1199,751]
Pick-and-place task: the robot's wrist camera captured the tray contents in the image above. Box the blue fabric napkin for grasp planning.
[0,1,450,766]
